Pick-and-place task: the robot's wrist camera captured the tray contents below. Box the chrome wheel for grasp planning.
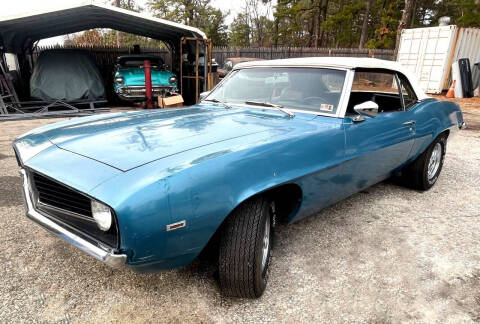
[261,216,271,272]
[427,143,442,181]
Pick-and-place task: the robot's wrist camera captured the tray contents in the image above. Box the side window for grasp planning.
[397,74,418,109]
[352,71,398,94]
[348,70,403,114]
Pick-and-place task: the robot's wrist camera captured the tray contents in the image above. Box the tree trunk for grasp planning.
[308,0,315,47]
[410,0,417,28]
[115,0,123,46]
[359,0,372,49]
[394,0,414,59]
[314,0,323,48]
[274,17,279,47]
[320,0,329,47]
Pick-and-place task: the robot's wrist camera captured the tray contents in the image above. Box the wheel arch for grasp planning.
[197,182,303,259]
[233,182,303,224]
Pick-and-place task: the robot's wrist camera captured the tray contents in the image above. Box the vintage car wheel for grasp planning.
[403,134,447,190]
[218,197,274,298]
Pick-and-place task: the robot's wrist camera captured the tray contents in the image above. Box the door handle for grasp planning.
[403,121,416,126]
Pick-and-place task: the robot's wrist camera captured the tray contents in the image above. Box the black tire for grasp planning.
[218,197,274,298]
[401,134,447,190]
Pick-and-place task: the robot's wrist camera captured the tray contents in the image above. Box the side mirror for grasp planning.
[199,91,211,101]
[162,64,169,70]
[353,101,379,122]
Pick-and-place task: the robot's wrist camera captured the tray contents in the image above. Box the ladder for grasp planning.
[0,55,19,115]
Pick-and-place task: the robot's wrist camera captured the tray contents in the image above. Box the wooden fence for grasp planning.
[35,45,394,68]
[212,47,394,66]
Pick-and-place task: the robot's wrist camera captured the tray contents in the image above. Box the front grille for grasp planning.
[32,172,92,217]
[120,86,173,97]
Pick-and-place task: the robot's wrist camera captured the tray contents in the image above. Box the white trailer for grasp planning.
[397,25,480,94]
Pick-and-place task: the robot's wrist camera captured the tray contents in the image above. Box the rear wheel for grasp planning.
[218,197,274,298]
[401,134,447,190]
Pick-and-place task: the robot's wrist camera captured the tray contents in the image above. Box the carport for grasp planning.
[0,0,213,119]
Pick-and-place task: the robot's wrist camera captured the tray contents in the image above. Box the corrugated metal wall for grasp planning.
[442,28,480,90]
[453,28,480,65]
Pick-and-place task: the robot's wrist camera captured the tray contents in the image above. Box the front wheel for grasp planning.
[401,134,447,190]
[218,197,274,298]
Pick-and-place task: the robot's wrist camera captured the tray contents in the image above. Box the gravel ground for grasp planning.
[0,101,479,323]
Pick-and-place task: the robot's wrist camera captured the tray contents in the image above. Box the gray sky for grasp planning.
[2,0,254,45]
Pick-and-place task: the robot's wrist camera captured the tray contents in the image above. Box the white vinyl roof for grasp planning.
[0,0,206,53]
[235,57,429,100]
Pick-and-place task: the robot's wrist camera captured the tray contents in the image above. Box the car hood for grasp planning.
[39,106,303,171]
[116,68,174,86]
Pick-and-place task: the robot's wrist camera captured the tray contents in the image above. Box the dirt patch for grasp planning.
[0,153,10,160]
[0,176,23,207]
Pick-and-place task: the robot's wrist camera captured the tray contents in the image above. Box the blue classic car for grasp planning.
[13,57,465,298]
[113,55,177,101]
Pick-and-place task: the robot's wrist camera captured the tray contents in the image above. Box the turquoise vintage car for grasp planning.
[113,55,177,101]
[13,57,465,298]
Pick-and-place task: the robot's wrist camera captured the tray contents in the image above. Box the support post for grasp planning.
[144,60,153,109]
[195,40,199,102]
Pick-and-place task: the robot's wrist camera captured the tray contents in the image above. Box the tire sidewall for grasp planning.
[253,202,273,296]
[423,136,446,188]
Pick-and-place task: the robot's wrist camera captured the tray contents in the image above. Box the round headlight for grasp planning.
[115,76,124,85]
[169,76,177,84]
[91,200,112,231]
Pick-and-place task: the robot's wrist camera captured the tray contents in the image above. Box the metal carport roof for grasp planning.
[0,0,206,53]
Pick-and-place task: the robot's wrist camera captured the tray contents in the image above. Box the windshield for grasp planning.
[206,67,346,115]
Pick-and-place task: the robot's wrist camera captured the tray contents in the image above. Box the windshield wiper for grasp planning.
[203,98,231,109]
[245,101,295,118]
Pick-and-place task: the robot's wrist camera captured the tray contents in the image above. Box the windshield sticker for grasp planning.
[320,104,334,112]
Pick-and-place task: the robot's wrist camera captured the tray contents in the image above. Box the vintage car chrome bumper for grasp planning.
[116,85,176,99]
[460,121,467,130]
[19,169,127,268]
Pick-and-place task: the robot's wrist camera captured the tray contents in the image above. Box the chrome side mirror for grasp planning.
[199,91,211,101]
[353,101,379,122]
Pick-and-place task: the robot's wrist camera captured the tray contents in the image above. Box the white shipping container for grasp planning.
[397,25,457,94]
[397,25,480,94]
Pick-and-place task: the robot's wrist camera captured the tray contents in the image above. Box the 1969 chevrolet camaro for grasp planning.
[13,57,465,298]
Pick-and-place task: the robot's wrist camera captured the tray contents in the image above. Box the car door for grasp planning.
[341,69,417,194]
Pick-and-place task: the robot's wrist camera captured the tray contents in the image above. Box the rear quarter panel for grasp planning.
[408,99,463,161]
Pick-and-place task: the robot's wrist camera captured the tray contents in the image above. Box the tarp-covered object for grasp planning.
[30,50,106,101]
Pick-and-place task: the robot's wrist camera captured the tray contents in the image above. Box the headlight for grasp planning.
[169,76,177,84]
[114,76,124,85]
[91,200,112,231]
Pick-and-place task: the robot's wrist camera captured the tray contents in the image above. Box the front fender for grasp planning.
[90,167,172,268]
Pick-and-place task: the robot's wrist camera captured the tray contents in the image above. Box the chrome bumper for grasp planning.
[116,85,176,98]
[20,169,126,268]
[460,121,467,130]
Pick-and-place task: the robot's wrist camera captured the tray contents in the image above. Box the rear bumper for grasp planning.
[460,121,467,130]
[20,169,127,268]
